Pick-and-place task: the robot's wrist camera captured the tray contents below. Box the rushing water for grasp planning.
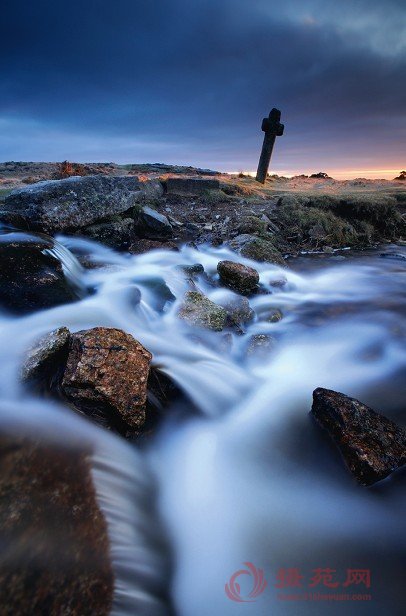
[0,232,405,615]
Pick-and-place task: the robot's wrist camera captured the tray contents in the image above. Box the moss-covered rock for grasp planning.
[178,291,227,331]
[229,234,285,265]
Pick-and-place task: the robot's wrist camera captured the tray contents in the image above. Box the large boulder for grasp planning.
[0,232,79,314]
[178,291,227,331]
[61,327,152,432]
[311,388,406,486]
[229,234,285,265]
[1,175,144,233]
[0,430,113,615]
[217,260,259,295]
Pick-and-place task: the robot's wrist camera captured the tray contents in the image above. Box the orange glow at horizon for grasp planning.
[231,168,404,181]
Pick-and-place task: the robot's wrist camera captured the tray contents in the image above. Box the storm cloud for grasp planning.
[1,0,405,175]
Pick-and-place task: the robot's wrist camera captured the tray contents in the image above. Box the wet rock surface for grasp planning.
[62,327,152,432]
[0,233,78,314]
[21,327,70,384]
[178,291,227,331]
[217,260,259,295]
[311,387,406,486]
[0,431,113,616]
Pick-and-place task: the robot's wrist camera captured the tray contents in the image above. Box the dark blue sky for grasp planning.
[1,0,405,177]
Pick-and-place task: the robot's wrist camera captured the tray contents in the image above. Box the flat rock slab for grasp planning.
[165,177,220,196]
[62,327,152,430]
[2,175,143,233]
[311,387,406,486]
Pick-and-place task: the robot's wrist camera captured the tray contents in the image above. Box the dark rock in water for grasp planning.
[129,238,178,254]
[229,234,285,266]
[178,291,227,331]
[0,431,113,615]
[21,327,70,384]
[217,260,259,295]
[1,175,143,233]
[0,233,78,314]
[176,263,205,279]
[62,327,152,432]
[136,206,173,239]
[81,218,135,249]
[311,388,406,486]
[164,177,220,196]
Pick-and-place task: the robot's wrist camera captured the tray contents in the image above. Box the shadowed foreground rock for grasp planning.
[0,233,78,314]
[311,388,406,486]
[62,328,152,432]
[0,432,113,615]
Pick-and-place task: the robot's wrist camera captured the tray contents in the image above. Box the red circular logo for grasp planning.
[225,562,267,602]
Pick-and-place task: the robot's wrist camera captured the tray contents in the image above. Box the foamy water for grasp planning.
[0,230,404,615]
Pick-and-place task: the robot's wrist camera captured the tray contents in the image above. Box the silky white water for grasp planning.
[0,232,405,615]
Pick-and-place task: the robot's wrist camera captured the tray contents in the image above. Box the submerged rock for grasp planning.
[311,388,406,486]
[221,296,255,327]
[1,175,143,233]
[21,327,70,384]
[62,327,152,432]
[247,334,275,357]
[178,291,227,331]
[0,233,78,314]
[0,431,113,615]
[229,234,285,266]
[217,260,259,295]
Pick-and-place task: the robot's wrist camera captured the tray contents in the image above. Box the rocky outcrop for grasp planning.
[217,260,259,295]
[178,291,227,331]
[0,431,113,615]
[229,234,285,265]
[311,388,406,486]
[1,175,145,233]
[0,233,79,314]
[62,328,152,432]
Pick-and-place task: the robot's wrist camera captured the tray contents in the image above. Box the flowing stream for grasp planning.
[0,232,405,615]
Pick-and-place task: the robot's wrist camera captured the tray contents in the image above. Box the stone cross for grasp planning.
[256,108,284,183]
